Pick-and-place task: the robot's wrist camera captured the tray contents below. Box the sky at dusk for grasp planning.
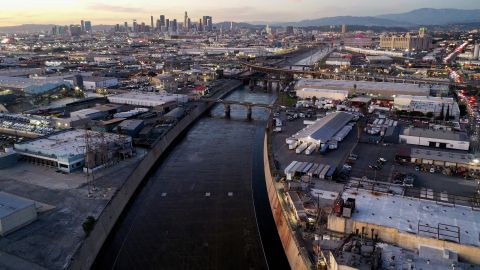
[0,0,479,26]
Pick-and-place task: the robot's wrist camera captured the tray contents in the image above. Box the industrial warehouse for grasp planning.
[287,112,355,155]
[107,92,189,107]
[328,188,480,264]
[399,127,470,151]
[13,129,133,173]
[295,78,445,98]
[394,95,461,119]
[0,76,68,95]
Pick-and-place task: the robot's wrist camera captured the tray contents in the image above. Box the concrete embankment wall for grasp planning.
[68,81,241,270]
[263,130,312,270]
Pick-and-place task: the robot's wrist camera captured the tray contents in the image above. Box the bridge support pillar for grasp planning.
[249,79,255,89]
[276,82,280,92]
[224,104,231,118]
[263,80,268,91]
[246,105,252,120]
[267,81,273,92]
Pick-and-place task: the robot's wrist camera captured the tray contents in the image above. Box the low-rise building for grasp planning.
[366,55,393,65]
[0,76,67,95]
[117,119,144,137]
[408,147,480,171]
[394,95,460,120]
[399,127,469,151]
[296,88,348,101]
[295,78,437,98]
[0,192,37,236]
[108,92,188,107]
[328,188,480,265]
[325,57,351,67]
[292,112,354,145]
[14,129,132,173]
[82,76,118,90]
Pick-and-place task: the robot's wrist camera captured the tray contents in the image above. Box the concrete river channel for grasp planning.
[92,86,290,270]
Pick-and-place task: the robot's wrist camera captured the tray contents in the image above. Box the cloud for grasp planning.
[87,3,146,13]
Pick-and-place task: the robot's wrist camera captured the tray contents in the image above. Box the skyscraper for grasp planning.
[202,16,213,31]
[151,16,154,29]
[70,25,82,36]
[84,21,92,32]
[124,22,128,32]
[80,20,85,32]
[165,19,170,32]
[172,19,177,32]
[133,19,138,32]
[341,24,347,34]
[184,11,188,31]
[160,15,165,27]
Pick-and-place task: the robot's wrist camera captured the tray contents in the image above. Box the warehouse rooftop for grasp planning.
[295,79,444,95]
[410,148,475,164]
[14,129,131,160]
[294,111,354,143]
[342,189,480,247]
[401,127,469,142]
[0,191,35,219]
[107,91,188,107]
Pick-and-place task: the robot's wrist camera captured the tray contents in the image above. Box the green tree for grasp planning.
[82,216,96,236]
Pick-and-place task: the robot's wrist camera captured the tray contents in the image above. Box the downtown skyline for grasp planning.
[1,0,480,27]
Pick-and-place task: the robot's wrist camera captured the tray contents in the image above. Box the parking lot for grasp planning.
[348,142,477,197]
[348,142,398,181]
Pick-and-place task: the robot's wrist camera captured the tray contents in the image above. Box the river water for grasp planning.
[92,86,290,270]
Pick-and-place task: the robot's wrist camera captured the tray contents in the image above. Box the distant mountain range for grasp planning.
[268,8,480,27]
[1,8,480,34]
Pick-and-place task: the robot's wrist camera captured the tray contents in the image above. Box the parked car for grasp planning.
[430,167,435,173]
[403,174,416,187]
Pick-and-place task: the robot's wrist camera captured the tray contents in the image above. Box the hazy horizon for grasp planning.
[0,0,479,27]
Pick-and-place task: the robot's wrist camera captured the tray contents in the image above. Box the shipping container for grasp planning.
[296,142,309,154]
[319,165,330,179]
[313,164,325,178]
[319,144,329,154]
[289,141,299,150]
[305,144,317,155]
[325,166,336,179]
[286,137,296,145]
[308,164,320,177]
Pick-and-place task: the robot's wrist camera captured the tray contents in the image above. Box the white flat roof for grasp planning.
[0,192,35,219]
[295,79,441,94]
[343,189,480,247]
[14,129,131,160]
[108,92,188,106]
[294,112,354,143]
